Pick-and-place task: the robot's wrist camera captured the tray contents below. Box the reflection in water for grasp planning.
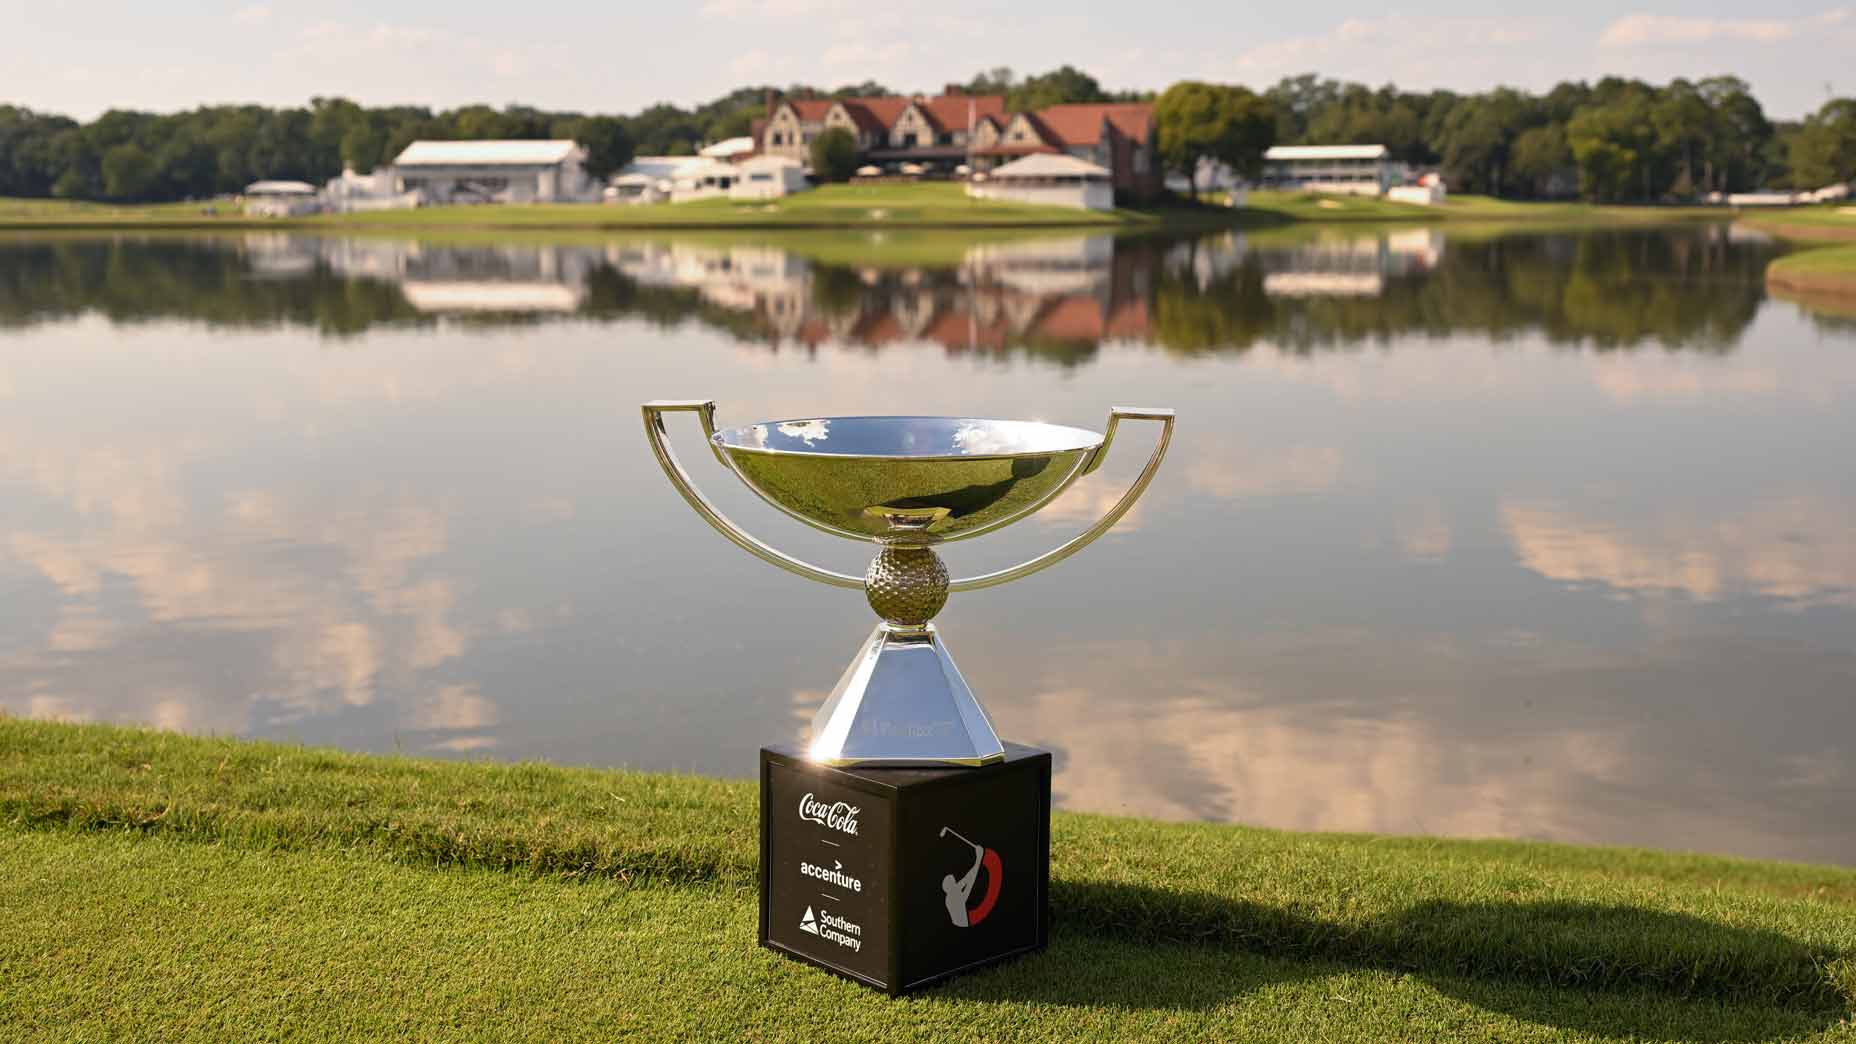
[0,226,1779,356]
[3,227,1854,866]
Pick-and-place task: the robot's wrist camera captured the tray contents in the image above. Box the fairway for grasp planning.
[4,720,1853,1042]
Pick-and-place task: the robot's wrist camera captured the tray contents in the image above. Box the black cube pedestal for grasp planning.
[759,743,1051,996]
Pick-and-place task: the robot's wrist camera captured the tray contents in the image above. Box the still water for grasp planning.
[2,227,1852,864]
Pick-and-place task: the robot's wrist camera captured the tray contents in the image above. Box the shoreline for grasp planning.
[0,187,1729,235]
[1739,209,1856,299]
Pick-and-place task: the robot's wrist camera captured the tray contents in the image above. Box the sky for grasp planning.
[4,1,1851,122]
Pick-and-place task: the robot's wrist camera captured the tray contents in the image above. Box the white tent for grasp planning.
[968,154,1114,210]
[607,172,668,205]
[729,155,810,201]
[669,157,741,203]
[242,180,321,217]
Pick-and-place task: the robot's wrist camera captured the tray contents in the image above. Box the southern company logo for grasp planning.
[798,792,860,835]
[798,905,863,952]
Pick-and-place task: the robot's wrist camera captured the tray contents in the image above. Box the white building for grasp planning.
[322,167,419,212]
[242,180,321,217]
[968,154,1114,211]
[729,156,810,201]
[1261,145,1402,196]
[389,140,598,205]
[669,158,741,203]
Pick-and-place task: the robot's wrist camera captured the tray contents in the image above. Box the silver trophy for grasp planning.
[643,401,1173,767]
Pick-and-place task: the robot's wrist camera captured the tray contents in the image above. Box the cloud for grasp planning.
[1233,16,1548,80]
[1598,13,1804,47]
[699,0,848,17]
[298,21,445,52]
[232,4,271,24]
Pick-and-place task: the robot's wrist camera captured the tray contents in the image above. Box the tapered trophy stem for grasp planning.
[805,545,1004,766]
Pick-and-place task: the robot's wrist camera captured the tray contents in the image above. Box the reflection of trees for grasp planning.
[1147,230,1769,356]
[0,239,423,337]
[0,229,1777,356]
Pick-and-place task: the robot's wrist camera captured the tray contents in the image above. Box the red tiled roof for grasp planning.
[779,98,836,121]
[824,94,1006,135]
[834,102,889,135]
[855,97,911,127]
[1031,103,1155,146]
[919,94,1007,133]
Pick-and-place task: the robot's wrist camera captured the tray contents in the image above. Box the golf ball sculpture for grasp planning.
[642,401,1174,767]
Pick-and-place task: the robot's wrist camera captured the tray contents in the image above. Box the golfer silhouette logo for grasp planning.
[938,827,1003,928]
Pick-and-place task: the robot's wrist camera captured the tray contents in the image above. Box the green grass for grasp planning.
[1233,191,1723,227]
[5,719,1855,1041]
[0,185,1163,231]
[1740,205,1856,239]
[2,185,1733,235]
[1747,208,1856,299]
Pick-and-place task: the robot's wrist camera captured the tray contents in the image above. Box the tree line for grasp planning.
[1,66,1851,203]
[1263,75,1854,199]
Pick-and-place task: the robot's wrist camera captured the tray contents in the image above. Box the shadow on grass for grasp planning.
[946,881,1850,1042]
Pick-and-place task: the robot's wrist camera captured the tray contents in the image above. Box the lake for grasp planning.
[2,225,1852,865]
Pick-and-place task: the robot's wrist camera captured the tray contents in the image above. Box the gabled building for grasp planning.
[761,93,1007,172]
[977,104,1161,201]
[761,99,837,162]
[757,93,1162,202]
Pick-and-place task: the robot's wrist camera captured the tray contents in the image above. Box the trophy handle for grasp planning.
[947,407,1174,593]
[642,400,865,590]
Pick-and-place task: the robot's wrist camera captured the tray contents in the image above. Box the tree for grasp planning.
[565,116,634,181]
[810,127,858,182]
[1153,82,1276,198]
[1510,124,1573,198]
[1007,66,1108,110]
[100,143,154,200]
[1786,98,1856,188]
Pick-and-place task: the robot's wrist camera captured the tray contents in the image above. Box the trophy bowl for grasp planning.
[644,402,1174,767]
[711,416,1106,543]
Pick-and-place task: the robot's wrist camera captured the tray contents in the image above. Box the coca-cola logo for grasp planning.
[798,792,860,836]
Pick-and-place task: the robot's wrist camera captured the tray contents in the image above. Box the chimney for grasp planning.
[764,88,774,118]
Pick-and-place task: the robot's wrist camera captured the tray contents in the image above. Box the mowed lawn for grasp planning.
[4,719,1855,1042]
[3,185,1734,235]
[1745,207,1856,298]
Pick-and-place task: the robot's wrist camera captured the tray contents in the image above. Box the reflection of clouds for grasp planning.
[0,426,471,729]
[995,638,1854,861]
[1591,362,1782,405]
[776,419,830,444]
[412,684,498,731]
[1503,498,1856,606]
[1397,501,1452,560]
[1024,684,1628,837]
[1185,445,1343,499]
[951,421,1029,456]
[1035,473,1145,532]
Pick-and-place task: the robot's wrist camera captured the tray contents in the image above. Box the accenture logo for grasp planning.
[798,792,860,836]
